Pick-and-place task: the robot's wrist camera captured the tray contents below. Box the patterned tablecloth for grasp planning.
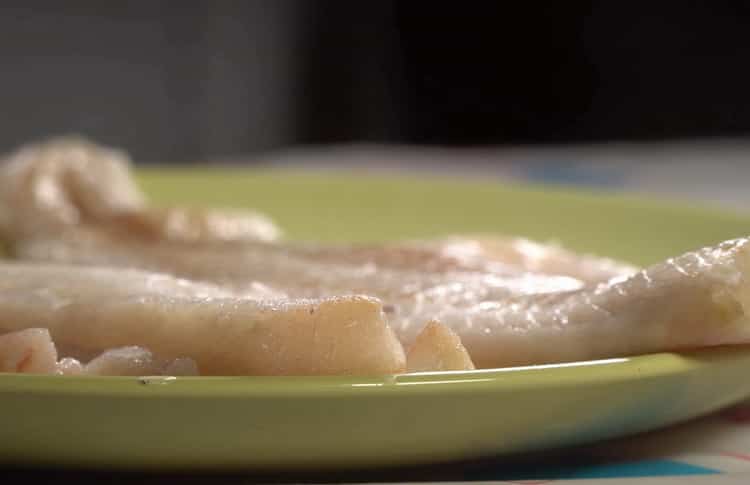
[437,399,750,483]
[249,139,750,484]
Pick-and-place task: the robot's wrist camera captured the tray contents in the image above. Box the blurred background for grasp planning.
[2,1,750,206]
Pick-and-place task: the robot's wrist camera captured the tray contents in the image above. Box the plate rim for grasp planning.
[1,346,747,398]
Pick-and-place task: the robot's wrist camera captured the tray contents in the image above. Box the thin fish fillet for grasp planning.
[446,237,750,367]
[0,264,405,375]
[16,232,750,368]
[0,138,633,283]
[11,229,587,332]
[4,138,750,371]
[0,136,281,244]
[397,236,637,283]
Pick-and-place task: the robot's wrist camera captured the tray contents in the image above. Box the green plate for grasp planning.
[2,168,750,471]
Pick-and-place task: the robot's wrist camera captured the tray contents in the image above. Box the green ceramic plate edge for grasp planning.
[2,168,750,470]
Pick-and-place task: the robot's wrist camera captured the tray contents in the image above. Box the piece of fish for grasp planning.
[406,320,475,372]
[84,346,198,376]
[4,137,750,372]
[0,328,199,376]
[57,357,84,375]
[0,328,59,374]
[0,264,405,375]
[398,236,638,284]
[10,229,588,333]
[11,229,750,368]
[0,136,281,244]
[0,137,633,281]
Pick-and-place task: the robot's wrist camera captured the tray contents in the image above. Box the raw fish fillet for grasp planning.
[3,138,750,371]
[0,264,405,375]
[0,137,281,244]
[10,235,750,369]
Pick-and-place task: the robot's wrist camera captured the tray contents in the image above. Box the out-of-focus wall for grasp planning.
[3,2,750,162]
[0,2,302,162]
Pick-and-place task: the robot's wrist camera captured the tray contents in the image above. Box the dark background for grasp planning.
[2,1,749,162]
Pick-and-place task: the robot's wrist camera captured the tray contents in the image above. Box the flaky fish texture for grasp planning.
[0,264,405,375]
[19,234,750,368]
[3,137,750,373]
[83,346,198,376]
[0,328,199,376]
[406,320,475,372]
[0,136,281,244]
[0,137,632,279]
[0,328,60,374]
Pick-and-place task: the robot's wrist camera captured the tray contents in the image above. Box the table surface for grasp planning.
[9,139,750,484]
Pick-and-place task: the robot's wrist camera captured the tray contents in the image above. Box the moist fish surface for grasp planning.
[2,138,750,371]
